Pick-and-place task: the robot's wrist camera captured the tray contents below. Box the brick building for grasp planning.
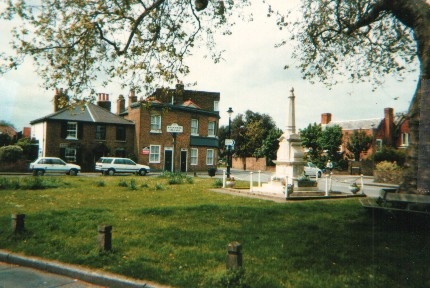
[321,107,410,160]
[122,83,220,172]
[30,89,135,171]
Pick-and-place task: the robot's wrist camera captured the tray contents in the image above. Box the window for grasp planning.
[401,133,409,147]
[116,126,126,141]
[65,147,77,162]
[206,149,214,165]
[191,119,199,135]
[208,121,216,137]
[66,122,78,139]
[190,148,198,165]
[95,125,106,140]
[150,114,162,132]
[376,139,383,151]
[214,101,219,111]
[149,145,161,163]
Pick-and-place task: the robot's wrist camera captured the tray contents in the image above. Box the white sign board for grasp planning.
[167,123,184,133]
[225,139,235,146]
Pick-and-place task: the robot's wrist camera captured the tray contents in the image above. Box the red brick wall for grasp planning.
[126,104,219,172]
[44,120,134,171]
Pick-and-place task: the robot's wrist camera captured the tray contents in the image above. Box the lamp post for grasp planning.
[371,123,376,174]
[226,107,234,178]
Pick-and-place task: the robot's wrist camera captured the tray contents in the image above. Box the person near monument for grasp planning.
[326,160,333,173]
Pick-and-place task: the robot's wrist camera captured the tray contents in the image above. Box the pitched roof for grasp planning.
[325,117,383,130]
[30,103,134,125]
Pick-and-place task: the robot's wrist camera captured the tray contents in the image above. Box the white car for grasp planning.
[29,157,81,176]
[95,157,150,176]
[304,162,323,178]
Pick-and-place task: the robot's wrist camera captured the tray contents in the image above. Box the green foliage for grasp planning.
[300,123,323,162]
[375,161,401,172]
[0,176,63,190]
[0,145,23,163]
[16,138,38,160]
[276,0,417,90]
[374,146,406,166]
[211,268,250,288]
[213,178,223,188]
[219,110,282,163]
[154,183,164,190]
[118,179,128,187]
[0,133,12,146]
[0,0,250,96]
[300,124,343,168]
[96,180,106,187]
[346,130,373,161]
[129,179,137,190]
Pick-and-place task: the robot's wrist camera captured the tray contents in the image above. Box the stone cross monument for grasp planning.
[274,88,305,184]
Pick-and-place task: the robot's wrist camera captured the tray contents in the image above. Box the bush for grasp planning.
[375,161,401,171]
[374,146,406,166]
[0,145,23,163]
[213,179,223,188]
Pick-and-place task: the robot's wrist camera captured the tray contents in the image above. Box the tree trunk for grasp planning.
[389,0,430,194]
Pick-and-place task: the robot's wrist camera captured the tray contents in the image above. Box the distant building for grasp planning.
[321,107,410,160]
[30,89,135,171]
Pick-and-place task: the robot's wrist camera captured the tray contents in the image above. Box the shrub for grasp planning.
[0,145,23,163]
[375,161,401,171]
[154,183,164,191]
[129,179,137,190]
[118,179,128,187]
[96,180,106,187]
[213,178,223,188]
[374,146,406,166]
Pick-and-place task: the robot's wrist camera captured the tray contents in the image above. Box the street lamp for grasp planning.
[370,123,376,174]
[226,107,234,178]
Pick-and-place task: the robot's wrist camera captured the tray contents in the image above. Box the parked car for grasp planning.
[29,157,81,176]
[304,162,323,178]
[95,157,150,176]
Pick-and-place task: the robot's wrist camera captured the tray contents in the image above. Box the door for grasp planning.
[180,150,187,172]
[164,150,173,172]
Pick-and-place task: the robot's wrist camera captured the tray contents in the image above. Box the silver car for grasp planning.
[29,157,81,176]
[95,157,150,176]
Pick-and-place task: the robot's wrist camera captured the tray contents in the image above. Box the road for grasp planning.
[221,169,395,198]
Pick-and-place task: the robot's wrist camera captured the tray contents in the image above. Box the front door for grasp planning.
[164,150,173,172]
[180,150,187,172]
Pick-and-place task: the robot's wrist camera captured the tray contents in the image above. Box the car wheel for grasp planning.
[139,169,147,176]
[69,169,78,176]
[108,169,115,176]
[37,170,45,176]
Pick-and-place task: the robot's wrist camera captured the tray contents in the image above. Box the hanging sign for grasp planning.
[167,123,184,133]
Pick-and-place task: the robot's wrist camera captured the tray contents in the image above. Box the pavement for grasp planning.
[0,251,169,288]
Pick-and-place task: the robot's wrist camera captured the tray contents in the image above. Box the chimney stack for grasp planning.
[321,113,332,125]
[174,81,184,105]
[97,93,112,112]
[128,90,137,107]
[117,95,125,115]
[384,107,394,145]
[53,88,69,112]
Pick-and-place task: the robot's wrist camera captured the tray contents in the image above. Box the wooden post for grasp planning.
[226,241,242,270]
[12,214,25,234]
[98,225,112,251]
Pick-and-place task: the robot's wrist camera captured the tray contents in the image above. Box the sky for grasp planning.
[0,1,419,132]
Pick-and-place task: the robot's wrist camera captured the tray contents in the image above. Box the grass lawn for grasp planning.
[0,174,429,288]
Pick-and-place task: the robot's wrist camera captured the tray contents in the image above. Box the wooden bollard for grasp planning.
[98,225,112,251]
[12,214,25,234]
[226,241,242,269]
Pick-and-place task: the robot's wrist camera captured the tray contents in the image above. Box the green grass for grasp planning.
[1,175,430,287]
